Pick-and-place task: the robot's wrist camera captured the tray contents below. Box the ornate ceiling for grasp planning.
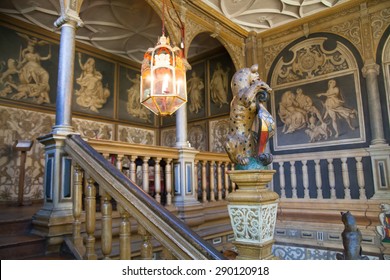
[0,0,345,64]
[202,0,344,32]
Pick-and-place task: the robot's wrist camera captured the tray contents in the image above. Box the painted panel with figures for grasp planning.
[0,26,58,106]
[270,36,365,151]
[118,65,155,125]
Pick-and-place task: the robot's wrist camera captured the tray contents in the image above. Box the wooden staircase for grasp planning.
[0,203,74,260]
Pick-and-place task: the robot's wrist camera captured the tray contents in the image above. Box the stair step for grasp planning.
[0,234,46,260]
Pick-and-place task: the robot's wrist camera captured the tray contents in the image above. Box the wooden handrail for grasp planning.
[64,134,225,260]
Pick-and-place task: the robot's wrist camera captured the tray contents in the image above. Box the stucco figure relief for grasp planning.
[187,71,204,114]
[75,53,110,112]
[0,33,51,104]
[126,72,151,121]
[210,62,230,107]
[224,64,275,170]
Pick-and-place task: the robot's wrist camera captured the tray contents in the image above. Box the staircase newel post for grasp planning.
[224,64,278,259]
[33,0,84,253]
[227,170,279,259]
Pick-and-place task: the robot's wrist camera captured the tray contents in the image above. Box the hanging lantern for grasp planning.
[140,35,187,116]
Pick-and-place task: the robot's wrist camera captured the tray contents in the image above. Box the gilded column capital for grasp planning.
[54,0,84,28]
[362,61,380,78]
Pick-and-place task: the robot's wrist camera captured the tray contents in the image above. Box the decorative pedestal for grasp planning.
[227,169,279,260]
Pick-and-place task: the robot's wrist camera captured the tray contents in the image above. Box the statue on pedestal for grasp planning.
[224,64,274,170]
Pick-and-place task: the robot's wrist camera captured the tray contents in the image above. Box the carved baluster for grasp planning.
[161,247,174,260]
[355,157,367,200]
[302,160,309,199]
[102,153,110,161]
[118,205,131,260]
[85,177,97,259]
[202,161,207,202]
[138,225,153,260]
[209,160,216,202]
[217,161,223,200]
[224,162,229,198]
[341,157,351,199]
[142,157,150,194]
[314,159,322,199]
[154,157,161,203]
[279,161,286,199]
[116,154,124,172]
[231,164,236,191]
[101,189,112,259]
[194,160,199,200]
[327,159,336,199]
[290,161,298,199]
[72,164,84,252]
[129,155,137,182]
[165,158,173,206]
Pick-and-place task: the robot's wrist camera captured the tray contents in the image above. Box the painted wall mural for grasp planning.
[187,61,206,120]
[161,128,176,147]
[118,125,155,145]
[118,65,154,125]
[188,122,207,151]
[209,54,234,116]
[72,52,115,117]
[270,37,365,151]
[0,106,54,202]
[209,118,229,153]
[72,118,114,140]
[0,26,58,106]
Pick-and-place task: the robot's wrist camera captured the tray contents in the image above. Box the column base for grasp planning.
[234,240,278,260]
[31,206,73,253]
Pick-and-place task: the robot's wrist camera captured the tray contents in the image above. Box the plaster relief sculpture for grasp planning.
[224,64,274,169]
[75,53,110,112]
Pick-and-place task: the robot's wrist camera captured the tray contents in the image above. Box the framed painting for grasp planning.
[118,65,155,125]
[271,72,365,151]
[72,52,115,118]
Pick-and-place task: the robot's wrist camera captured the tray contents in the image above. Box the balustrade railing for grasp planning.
[65,135,224,260]
[272,148,374,200]
[65,136,386,259]
[89,139,381,204]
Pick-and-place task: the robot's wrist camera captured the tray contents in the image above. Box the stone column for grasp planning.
[362,61,386,145]
[33,1,84,252]
[227,170,279,260]
[176,104,190,148]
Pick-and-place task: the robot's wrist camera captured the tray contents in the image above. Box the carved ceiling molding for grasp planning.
[202,0,344,33]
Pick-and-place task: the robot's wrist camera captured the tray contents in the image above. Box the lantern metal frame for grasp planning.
[140,35,187,116]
